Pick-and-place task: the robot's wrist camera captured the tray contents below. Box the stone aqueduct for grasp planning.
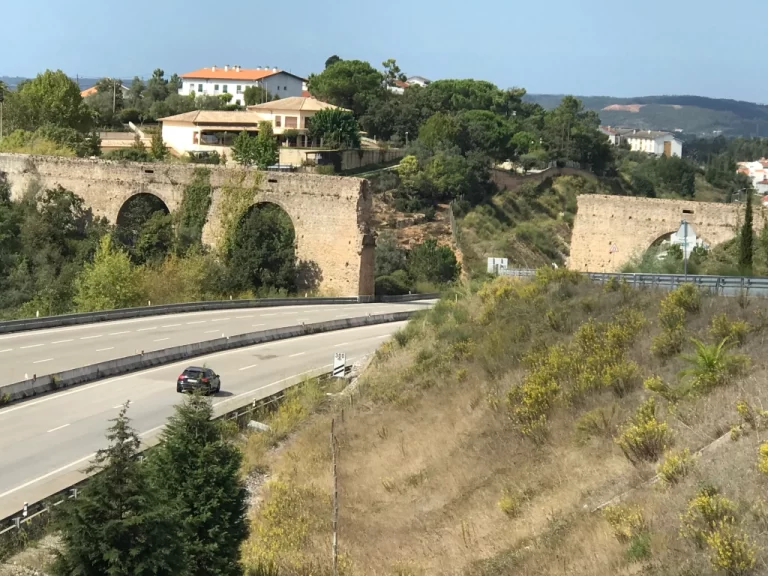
[570,194,765,272]
[0,153,375,297]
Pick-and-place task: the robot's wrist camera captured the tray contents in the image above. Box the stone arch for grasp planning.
[116,192,171,228]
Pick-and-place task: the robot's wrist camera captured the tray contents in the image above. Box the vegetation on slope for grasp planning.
[241,271,768,575]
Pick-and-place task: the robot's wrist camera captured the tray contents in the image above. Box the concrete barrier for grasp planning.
[0,311,415,403]
[0,294,437,335]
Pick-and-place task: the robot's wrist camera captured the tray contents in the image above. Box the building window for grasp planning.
[223,85,228,93]
[275,116,282,128]
[214,84,219,92]
[285,116,298,129]
[304,117,311,129]
[198,84,203,92]
[276,86,280,91]
[236,85,242,94]
[284,86,287,91]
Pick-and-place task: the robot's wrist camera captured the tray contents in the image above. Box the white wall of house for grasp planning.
[625,135,682,157]
[180,72,304,106]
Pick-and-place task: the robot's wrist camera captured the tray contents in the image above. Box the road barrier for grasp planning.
[0,311,418,404]
[0,293,438,335]
[499,268,768,297]
[0,363,353,543]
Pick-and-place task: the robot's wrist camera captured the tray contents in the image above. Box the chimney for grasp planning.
[272,67,277,72]
[224,64,229,72]
[235,65,240,72]
[211,65,216,72]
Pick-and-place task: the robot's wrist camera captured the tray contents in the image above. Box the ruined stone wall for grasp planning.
[0,153,374,296]
[491,166,597,192]
[569,194,766,272]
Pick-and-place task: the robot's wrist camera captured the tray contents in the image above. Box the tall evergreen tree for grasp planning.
[52,402,185,576]
[739,195,754,274]
[149,394,248,576]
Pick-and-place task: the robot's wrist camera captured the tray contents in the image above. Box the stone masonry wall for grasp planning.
[570,194,766,272]
[0,153,374,296]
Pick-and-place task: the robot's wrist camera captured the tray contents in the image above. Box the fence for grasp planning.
[499,268,768,297]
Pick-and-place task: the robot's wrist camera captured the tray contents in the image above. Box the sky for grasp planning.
[3,0,764,103]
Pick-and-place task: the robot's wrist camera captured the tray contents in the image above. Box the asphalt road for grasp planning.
[0,302,431,386]
[0,320,408,517]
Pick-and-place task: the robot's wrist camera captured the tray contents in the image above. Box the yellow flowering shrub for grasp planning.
[657,448,694,485]
[615,397,671,464]
[680,486,736,549]
[705,521,756,576]
[758,442,768,476]
[603,504,647,543]
[710,313,750,347]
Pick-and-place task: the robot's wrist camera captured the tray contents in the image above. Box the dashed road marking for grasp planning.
[239,364,258,371]
[47,423,70,433]
[109,331,130,336]
[21,344,44,349]
[80,335,102,340]
[96,347,114,352]
[33,358,53,364]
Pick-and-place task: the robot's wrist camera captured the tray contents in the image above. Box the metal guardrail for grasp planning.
[0,293,438,335]
[0,364,352,539]
[499,268,768,296]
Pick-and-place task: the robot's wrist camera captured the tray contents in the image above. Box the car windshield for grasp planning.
[184,370,204,379]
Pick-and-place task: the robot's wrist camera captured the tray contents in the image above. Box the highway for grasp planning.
[0,320,410,518]
[0,302,430,386]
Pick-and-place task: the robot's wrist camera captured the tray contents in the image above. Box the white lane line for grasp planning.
[161,323,181,328]
[333,342,350,347]
[204,329,219,334]
[51,339,73,344]
[0,322,409,417]
[33,358,53,364]
[282,312,298,316]
[252,323,265,328]
[235,315,253,319]
[47,423,70,433]
[109,331,130,336]
[261,313,276,317]
[79,335,102,340]
[0,349,11,353]
[137,326,157,332]
[212,318,230,322]
[375,335,390,339]
[154,338,170,342]
[0,452,96,500]
[20,344,44,349]
[239,364,258,371]
[96,347,115,352]
[186,321,206,325]
[335,314,350,318]
[289,352,305,357]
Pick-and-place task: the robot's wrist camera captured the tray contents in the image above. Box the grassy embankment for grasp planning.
[241,269,768,576]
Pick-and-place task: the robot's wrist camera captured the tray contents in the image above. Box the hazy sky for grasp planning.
[3,0,762,102]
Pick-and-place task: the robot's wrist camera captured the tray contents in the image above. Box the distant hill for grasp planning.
[1,76,131,91]
[525,94,768,138]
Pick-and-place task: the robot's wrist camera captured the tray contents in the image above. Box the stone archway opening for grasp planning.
[227,202,304,296]
[115,193,173,264]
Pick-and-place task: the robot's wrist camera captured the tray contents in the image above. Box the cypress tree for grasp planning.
[52,402,185,576]
[739,195,754,274]
[149,393,248,576]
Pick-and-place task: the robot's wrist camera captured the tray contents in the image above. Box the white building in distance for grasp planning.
[178,65,307,106]
[600,126,683,157]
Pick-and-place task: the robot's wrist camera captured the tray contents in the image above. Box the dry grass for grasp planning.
[242,275,768,576]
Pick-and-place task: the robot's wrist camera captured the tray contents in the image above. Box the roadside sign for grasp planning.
[333,353,346,377]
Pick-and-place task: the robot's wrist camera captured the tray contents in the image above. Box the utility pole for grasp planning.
[331,418,339,576]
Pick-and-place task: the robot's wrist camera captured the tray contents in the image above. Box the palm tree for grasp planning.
[680,337,747,393]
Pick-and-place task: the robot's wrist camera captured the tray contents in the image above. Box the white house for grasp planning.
[178,65,306,106]
[387,75,432,95]
[623,130,683,157]
[737,160,768,195]
[159,96,347,157]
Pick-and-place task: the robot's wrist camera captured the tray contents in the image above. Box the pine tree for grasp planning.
[253,121,279,169]
[149,394,248,576]
[151,131,168,160]
[739,195,754,274]
[52,402,185,576]
[231,130,257,167]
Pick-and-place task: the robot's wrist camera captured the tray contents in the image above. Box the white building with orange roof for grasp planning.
[737,160,768,195]
[178,65,307,105]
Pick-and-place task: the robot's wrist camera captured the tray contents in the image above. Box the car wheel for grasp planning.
[176,384,182,393]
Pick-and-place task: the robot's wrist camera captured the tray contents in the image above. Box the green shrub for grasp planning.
[657,448,695,485]
[375,270,412,296]
[575,405,620,442]
[603,504,647,544]
[615,397,671,464]
[709,313,750,346]
[680,338,749,394]
[626,531,652,563]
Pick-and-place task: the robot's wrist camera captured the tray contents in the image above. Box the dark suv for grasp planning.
[176,366,221,395]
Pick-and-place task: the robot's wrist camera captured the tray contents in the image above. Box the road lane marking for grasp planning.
[154,338,170,342]
[51,339,74,344]
[289,352,305,357]
[335,314,350,318]
[204,329,219,334]
[239,364,258,371]
[96,347,115,352]
[20,344,44,349]
[282,312,297,315]
[212,318,230,322]
[109,331,130,336]
[79,335,102,340]
[260,313,276,317]
[236,315,253,319]
[252,324,265,328]
[0,322,409,417]
[0,453,96,500]
[161,323,181,328]
[0,349,11,353]
[33,358,53,364]
[47,423,70,433]
[113,404,124,409]
[333,342,350,347]
[137,327,157,332]
[186,321,206,325]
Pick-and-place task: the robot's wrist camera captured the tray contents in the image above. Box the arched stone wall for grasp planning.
[569,194,765,272]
